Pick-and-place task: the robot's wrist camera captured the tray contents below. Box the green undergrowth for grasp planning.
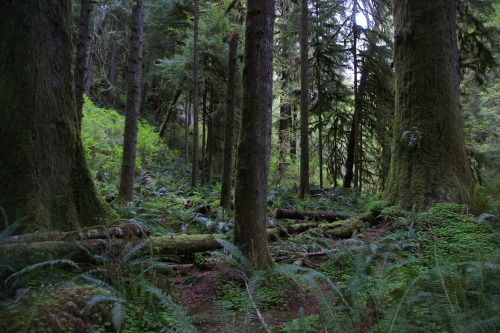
[1,179,498,332]
[81,97,177,196]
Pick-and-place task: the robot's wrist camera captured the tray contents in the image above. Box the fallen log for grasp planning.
[275,208,354,221]
[1,216,375,264]
[6,222,149,244]
[1,234,224,264]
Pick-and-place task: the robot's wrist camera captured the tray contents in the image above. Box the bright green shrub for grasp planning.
[81,97,171,182]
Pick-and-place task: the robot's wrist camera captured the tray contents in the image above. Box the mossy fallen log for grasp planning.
[275,208,354,221]
[1,216,376,264]
[5,222,149,243]
[1,234,225,264]
[319,217,367,238]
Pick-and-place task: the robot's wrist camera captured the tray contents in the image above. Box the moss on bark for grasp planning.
[0,0,117,233]
[384,0,472,210]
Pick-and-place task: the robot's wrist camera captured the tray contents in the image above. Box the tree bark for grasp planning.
[385,0,472,209]
[84,4,107,96]
[191,0,200,188]
[158,90,182,137]
[74,0,93,129]
[116,0,144,203]
[344,1,360,189]
[278,0,292,175]
[201,84,208,185]
[0,0,116,233]
[220,32,239,209]
[107,36,119,107]
[234,0,275,270]
[299,0,310,198]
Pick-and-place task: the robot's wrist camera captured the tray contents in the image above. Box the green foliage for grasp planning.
[281,311,322,333]
[81,97,173,184]
[422,203,496,260]
[0,284,114,332]
[146,285,197,333]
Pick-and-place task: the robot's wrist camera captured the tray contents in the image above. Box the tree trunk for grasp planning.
[184,98,190,162]
[344,1,360,189]
[316,69,324,188]
[107,36,119,107]
[220,32,239,209]
[201,84,208,185]
[385,0,472,209]
[278,0,292,175]
[158,90,182,137]
[299,0,310,198]
[191,0,200,188]
[234,0,275,270]
[116,0,144,203]
[207,99,225,180]
[84,4,107,96]
[74,0,93,129]
[0,0,116,232]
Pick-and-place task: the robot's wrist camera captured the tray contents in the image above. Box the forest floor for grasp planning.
[1,192,498,333]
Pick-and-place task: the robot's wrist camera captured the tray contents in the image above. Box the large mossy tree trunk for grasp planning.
[0,0,116,232]
[233,0,275,270]
[116,0,144,203]
[385,0,472,209]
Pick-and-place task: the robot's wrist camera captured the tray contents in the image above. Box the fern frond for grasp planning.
[111,302,124,333]
[212,300,236,333]
[6,259,79,282]
[146,285,197,333]
[75,241,110,264]
[0,218,25,244]
[79,273,115,292]
[84,294,125,313]
[120,239,151,264]
[453,316,500,333]
[215,239,253,274]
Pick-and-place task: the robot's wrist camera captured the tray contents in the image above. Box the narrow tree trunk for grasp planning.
[278,75,292,174]
[316,70,324,188]
[344,2,360,189]
[184,98,190,162]
[191,0,200,188]
[108,36,119,107]
[0,0,116,232]
[158,90,182,137]
[201,84,208,185]
[278,0,292,175]
[116,0,144,203]
[84,5,107,96]
[74,0,93,129]
[291,106,297,158]
[234,0,275,270]
[299,0,310,198]
[385,0,473,209]
[220,32,239,209]
[206,98,213,180]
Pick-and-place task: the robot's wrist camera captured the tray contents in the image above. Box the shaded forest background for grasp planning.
[0,0,499,332]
